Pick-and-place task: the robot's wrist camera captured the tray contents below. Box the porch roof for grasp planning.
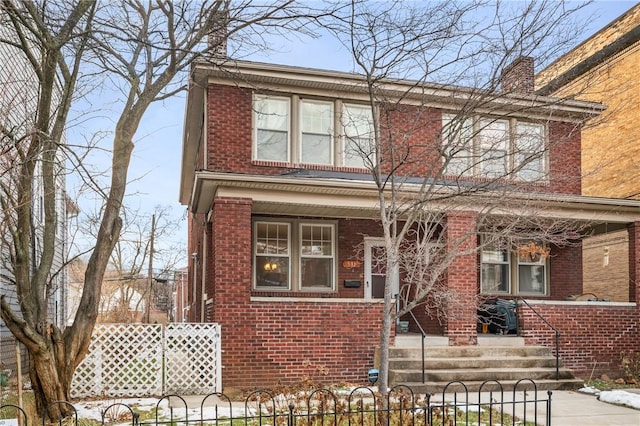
[190,170,640,233]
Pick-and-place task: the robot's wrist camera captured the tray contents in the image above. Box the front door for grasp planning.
[364,238,398,299]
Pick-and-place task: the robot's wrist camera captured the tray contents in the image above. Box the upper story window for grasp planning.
[254,95,290,162]
[300,100,333,165]
[342,104,375,169]
[253,94,374,168]
[443,114,547,182]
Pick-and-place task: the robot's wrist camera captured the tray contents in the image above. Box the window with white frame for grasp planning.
[253,94,374,168]
[254,219,336,291]
[480,239,510,293]
[254,95,290,162]
[478,118,509,178]
[442,114,547,181]
[515,123,545,181]
[442,114,473,175]
[342,104,374,168]
[300,224,334,289]
[300,100,333,165]
[254,222,290,289]
[480,236,548,295]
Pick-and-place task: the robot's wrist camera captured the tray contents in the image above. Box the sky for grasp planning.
[85,0,639,270]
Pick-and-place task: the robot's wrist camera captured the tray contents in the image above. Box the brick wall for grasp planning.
[444,211,479,345]
[547,121,582,195]
[628,221,640,303]
[210,203,389,388]
[549,244,583,299]
[582,230,629,302]
[519,301,640,377]
[535,5,640,199]
[206,84,583,196]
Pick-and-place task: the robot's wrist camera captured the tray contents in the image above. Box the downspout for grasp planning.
[200,227,207,322]
[191,252,198,322]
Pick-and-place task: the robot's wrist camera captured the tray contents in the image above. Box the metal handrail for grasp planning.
[516,297,560,380]
[406,309,427,383]
[395,294,427,383]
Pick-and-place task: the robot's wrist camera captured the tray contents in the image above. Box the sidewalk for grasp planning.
[548,389,640,426]
[173,389,640,425]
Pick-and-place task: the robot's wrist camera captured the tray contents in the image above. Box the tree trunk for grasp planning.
[28,334,74,419]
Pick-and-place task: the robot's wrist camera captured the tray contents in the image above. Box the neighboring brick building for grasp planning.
[180,53,640,387]
[537,4,640,302]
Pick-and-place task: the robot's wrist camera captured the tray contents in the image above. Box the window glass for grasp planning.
[255,96,289,161]
[300,224,334,289]
[442,114,474,175]
[301,100,333,164]
[517,241,547,294]
[343,104,374,168]
[515,123,545,181]
[478,119,509,178]
[480,239,510,293]
[255,222,290,289]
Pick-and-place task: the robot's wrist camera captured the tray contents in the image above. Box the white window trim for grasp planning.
[253,93,374,169]
[253,218,337,292]
[480,241,511,294]
[480,236,549,296]
[253,94,291,163]
[299,99,334,165]
[299,222,336,291]
[254,221,292,291]
[442,114,548,181]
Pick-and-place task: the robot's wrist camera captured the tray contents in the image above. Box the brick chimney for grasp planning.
[501,56,534,94]
[207,11,228,59]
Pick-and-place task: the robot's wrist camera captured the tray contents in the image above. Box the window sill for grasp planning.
[251,295,383,303]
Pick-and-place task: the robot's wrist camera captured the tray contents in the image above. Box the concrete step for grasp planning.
[389,345,553,359]
[400,377,584,394]
[389,355,560,370]
[386,343,580,393]
[390,367,576,383]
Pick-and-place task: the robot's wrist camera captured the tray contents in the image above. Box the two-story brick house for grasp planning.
[180,56,640,388]
[537,3,640,303]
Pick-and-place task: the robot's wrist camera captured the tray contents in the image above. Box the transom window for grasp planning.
[254,219,337,291]
[442,114,547,181]
[480,236,548,295]
[253,94,374,168]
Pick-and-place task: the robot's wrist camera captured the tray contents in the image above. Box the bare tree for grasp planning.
[83,205,183,323]
[0,0,337,418]
[331,0,596,397]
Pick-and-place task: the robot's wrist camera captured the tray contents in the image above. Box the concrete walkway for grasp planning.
[173,389,640,425]
[547,389,640,426]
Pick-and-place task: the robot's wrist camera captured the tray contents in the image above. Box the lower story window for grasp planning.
[480,237,547,295]
[254,219,336,291]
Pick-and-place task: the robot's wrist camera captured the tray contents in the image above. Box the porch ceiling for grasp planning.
[190,171,640,228]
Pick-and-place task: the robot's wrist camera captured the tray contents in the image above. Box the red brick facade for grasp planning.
[520,302,639,377]
[181,61,640,389]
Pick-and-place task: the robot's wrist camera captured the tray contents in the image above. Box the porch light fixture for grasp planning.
[264,261,278,271]
[342,260,361,269]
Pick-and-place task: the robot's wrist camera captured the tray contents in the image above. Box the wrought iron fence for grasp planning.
[0,379,552,425]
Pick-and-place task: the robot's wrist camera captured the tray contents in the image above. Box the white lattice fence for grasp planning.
[71,323,221,398]
[164,323,221,394]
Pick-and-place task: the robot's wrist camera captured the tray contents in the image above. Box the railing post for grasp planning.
[421,333,425,383]
[555,332,560,380]
[547,390,553,425]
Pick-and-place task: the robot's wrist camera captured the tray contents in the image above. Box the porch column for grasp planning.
[211,197,253,319]
[628,221,640,304]
[445,211,479,346]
